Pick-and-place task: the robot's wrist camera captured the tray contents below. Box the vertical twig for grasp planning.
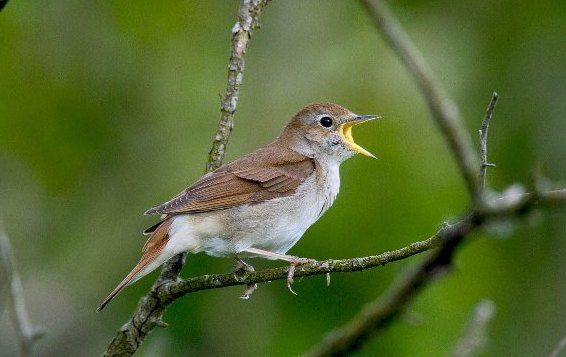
[476,92,499,202]
[448,299,496,357]
[158,0,271,288]
[0,222,44,356]
[102,1,271,355]
[549,335,566,357]
[207,0,271,172]
[359,0,479,197]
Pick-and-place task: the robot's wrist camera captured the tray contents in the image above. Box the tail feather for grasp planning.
[97,219,172,312]
[96,260,147,312]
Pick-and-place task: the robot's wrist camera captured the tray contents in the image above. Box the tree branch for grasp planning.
[158,233,442,301]
[206,0,271,173]
[448,299,496,357]
[549,335,566,357]
[359,0,479,197]
[101,223,442,356]
[0,222,44,357]
[476,92,499,202]
[100,186,566,357]
[301,189,566,357]
[102,1,270,355]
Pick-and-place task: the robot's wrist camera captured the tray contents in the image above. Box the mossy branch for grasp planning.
[302,188,566,357]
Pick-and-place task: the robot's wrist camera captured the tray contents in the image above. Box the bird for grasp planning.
[97,102,379,312]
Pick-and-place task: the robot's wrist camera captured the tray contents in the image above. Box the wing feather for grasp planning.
[144,144,315,216]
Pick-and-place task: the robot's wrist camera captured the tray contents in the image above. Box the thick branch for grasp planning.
[0,223,44,357]
[102,1,270,355]
[360,0,478,197]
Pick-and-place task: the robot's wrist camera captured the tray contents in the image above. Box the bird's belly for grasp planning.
[208,194,323,257]
[239,210,315,256]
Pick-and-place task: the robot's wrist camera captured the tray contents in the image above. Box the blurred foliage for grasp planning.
[0,1,565,356]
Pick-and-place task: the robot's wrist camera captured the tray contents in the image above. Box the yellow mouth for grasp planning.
[339,117,377,158]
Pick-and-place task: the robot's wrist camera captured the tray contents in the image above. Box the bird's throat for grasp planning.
[339,123,375,158]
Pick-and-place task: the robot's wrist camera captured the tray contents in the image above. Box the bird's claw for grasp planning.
[240,283,258,299]
[287,264,298,295]
[286,257,315,295]
[233,257,258,299]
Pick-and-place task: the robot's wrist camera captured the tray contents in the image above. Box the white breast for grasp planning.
[319,160,341,212]
[229,159,342,256]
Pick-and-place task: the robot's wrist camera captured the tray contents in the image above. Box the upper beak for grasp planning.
[339,114,380,159]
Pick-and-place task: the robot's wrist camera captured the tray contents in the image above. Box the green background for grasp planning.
[1,1,565,356]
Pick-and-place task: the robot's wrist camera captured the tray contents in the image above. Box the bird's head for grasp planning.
[279,102,379,163]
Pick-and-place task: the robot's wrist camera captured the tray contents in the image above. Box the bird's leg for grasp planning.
[243,248,316,295]
[234,256,255,275]
[233,257,258,299]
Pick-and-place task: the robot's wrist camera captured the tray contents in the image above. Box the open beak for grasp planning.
[339,114,380,159]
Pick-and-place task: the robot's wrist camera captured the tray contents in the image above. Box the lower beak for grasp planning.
[339,115,380,158]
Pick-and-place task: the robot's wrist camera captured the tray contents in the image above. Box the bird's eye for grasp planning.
[319,116,333,128]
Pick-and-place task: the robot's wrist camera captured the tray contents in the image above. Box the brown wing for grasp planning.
[144,143,315,216]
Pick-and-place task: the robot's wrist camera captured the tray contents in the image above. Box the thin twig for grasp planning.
[207,0,271,173]
[0,226,11,313]
[448,299,496,357]
[102,1,271,355]
[0,0,10,12]
[359,0,478,197]
[0,222,44,357]
[549,335,566,357]
[477,92,499,201]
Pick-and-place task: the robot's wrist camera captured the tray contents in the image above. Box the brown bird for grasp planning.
[97,103,379,311]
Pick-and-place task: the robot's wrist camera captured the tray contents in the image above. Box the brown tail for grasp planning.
[97,219,172,312]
